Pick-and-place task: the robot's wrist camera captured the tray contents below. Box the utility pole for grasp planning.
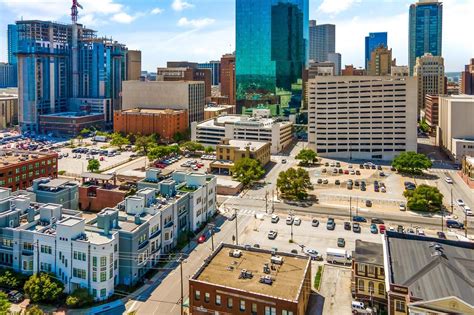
[290,212,294,242]
[441,204,444,233]
[349,197,352,221]
[210,224,215,252]
[265,190,268,214]
[465,211,468,238]
[180,256,184,315]
[271,190,275,214]
[235,208,238,245]
[450,188,454,214]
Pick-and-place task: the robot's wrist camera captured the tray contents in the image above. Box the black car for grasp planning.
[377,165,382,170]
[436,231,447,239]
[344,221,351,230]
[361,186,366,191]
[326,218,336,230]
[359,164,364,169]
[353,216,367,222]
[352,223,361,233]
[335,180,341,185]
[337,238,346,247]
[371,218,384,224]
[446,220,464,229]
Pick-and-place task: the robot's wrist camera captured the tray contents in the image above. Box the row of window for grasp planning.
[357,279,385,296]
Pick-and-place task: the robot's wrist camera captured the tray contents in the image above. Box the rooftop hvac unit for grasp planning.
[229,249,242,258]
[239,269,253,279]
[271,255,283,265]
[259,275,273,285]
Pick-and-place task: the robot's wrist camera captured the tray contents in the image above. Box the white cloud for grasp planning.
[178,17,215,28]
[151,8,164,14]
[111,12,136,24]
[318,0,359,15]
[172,0,194,11]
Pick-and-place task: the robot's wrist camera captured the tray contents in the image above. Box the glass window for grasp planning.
[395,300,405,312]
[194,290,200,301]
[100,271,106,282]
[227,297,233,308]
[240,300,245,311]
[358,279,364,291]
[252,303,257,314]
[368,281,374,293]
[368,265,375,274]
[215,294,221,305]
[357,263,365,273]
[378,283,385,295]
[100,288,106,297]
[204,292,210,303]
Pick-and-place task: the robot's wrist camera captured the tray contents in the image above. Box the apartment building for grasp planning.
[414,53,446,111]
[189,244,312,315]
[28,178,79,210]
[307,76,417,160]
[367,46,393,76]
[191,113,293,154]
[78,173,131,212]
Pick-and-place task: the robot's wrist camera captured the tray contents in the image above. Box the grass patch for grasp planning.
[314,265,323,290]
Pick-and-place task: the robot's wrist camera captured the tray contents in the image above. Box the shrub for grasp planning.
[66,288,94,308]
[24,273,64,303]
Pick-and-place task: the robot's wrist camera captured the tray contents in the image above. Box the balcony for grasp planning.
[138,239,149,250]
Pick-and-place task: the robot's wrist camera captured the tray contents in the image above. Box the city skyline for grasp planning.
[0,0,471,72]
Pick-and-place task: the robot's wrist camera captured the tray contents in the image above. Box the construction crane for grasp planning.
[71,0,83,24]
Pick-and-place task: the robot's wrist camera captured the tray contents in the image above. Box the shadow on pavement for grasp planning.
[306,290,325,315]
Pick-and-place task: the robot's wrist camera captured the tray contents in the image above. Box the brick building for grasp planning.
[113,108,188,141]
[424,94,439,129]
[204,104,235,120]
[220,54,236,105]
[39,112,105,137]
[460,58,474,95]
[189,243,311,315]
[342,65,366,76]
[157,66,211,98]
[0,150,58,191]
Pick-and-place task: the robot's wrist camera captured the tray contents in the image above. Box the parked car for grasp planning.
[344,221,351,230]
[335,180,340,185]
[8,291,24,303]
[337,238,345,247]
[371,218,384,224]
[456,199,465,207]
[312,218,320,227]
[464,205,473,216]
[355,170,361,175]
[317,178,323,184]
[294,217,301,226]
[397,225,404,233]
[365,200,372,207]
[446,220,464,229]
[352,222,361,233]
[268,230,278,239]
[303,248,323,261]
[326,218,336,230]
[197,234,206,243]
[271,215,280,223]
[322,179,329,184]
[352,216,367,222]
[399,203,406,211]
[379,225,386,234]
[286,216,294,225]
[445,177,453,184]
[437,231,447,239]
[370,224,378,234]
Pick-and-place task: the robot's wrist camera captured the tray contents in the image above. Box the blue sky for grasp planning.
[0,0,472,71]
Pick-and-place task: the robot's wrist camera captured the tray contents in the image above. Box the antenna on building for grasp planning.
[71,0,83,24]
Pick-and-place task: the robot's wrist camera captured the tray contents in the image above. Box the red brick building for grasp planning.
[342,65,366,76]
[460,58,474,95]
[0,151,58,191]
[220,54,236,105]
[424,94,439,128]
[39,112,105,137]
[113,108,188,141]
[78,172,129,212]
[189,244,311,315]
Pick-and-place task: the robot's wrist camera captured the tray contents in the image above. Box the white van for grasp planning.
[352,301,365,312]
[326,248,352,265]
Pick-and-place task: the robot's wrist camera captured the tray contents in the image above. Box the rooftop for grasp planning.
[353,239,384,265]
[218,140,269,152]
[197,115,287,129]
[81,172,115,181]
[204,105,234,112]
[192,244,310,302]
[37,178,74,189]
[0,150,57,166]
[39,112,103,118]
[386,232,474,305]
[121,108,187,115]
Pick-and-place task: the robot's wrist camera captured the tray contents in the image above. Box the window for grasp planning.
[368,281,374,293]
[282,311,294,315]
[100,256,107,267]
[100,271,106,282]
[378,283,385,295]
[368,265,375,275]
[215,294,221,306]
[265,306,276,315]
[74,251,86,261]
[395,300,405,312]
[73,268,86,279]
[358,279,364,291]
[357,263,365,273]
[40,245,52,254]
[240,300,245,311]
[252,303,257,314]
[92,289,97,297]
[100,288,106,298]
[93,256,97,267]
[92,272,97,282]
[204,292,210,303]
[227,297,233,308]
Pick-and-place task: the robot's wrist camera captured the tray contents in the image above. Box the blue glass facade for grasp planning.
[7,24,18,65]
[409,0,442,75]
[236,0,308,106]
[365,32,387,70]
[198,61,220,86]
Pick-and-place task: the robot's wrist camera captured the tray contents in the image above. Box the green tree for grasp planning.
[26,305,44,315]
[135,134,155,156]
[76,134,83,144]
[24,273,64,303]
[392,151,432,175]
[148,146,170,161]
[295,149,317,166]
[79,128,91,137]
[419,118,430,133]
[181,141,204,153]
[403,184,443,212]
[231,158,265,187]
[173,132,185,143]
[204,146,215,154]
[277,168,313,201]
[110,132,130,150]
[0,269,27,289]
[0,292,10,314]
[87,159,101,173]
[66,288,94,308]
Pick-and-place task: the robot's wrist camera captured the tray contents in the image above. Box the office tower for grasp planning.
[309,20,317,61]
[367,46,393,76]
[409,0,443,75]
[125,50,142,81]
[236,0,308,109]
[157,65,212,98]
[198,61,221,86]
[308,76,417,160]
[7,24,18,65]
[327,52,341,75]
[16,20,126,133]
[0,63,17,88]
[365,32,387,70]
[414,53,445,111]
[315,24,335,62]
[220,54,236,105]
[460,59,474,95]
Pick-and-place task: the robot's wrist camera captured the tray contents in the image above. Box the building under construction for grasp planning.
[16,3,127,135]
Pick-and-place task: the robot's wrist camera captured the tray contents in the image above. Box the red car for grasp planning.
[379,225,386,234]
[344,170,349,174]
[197,235,206,243]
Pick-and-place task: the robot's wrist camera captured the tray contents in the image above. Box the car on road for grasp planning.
[437,231,447,239]
[456,199,465,207]
[322,179,329,184]
[379,172,385,177]
[417,229,425,236]
[228,213,236,221]
[445,177,453,184]
[271,215,280,223]
[290,249,298,254]
[352,222,361,233]
[344,221,351,230]
[352,216,367,223]
[282,159,287,164]
[371,218,384,224]
[446,219,464,229]
[397,225,404,233]
[335,179,340,185]
[399,203,406,211]
[286,216,294,225]
[337,238,345,247]
[268,230,278,239]
[303,248,323,261]
[317,178,323,184]
[312,218,320,227]
[370,224,378,234]
[253,244,260,248]
[197,234,206,243]
[379,225,386,234]
[294,217,301,226]
[463,205,473,216]
[326,218,336,230]
[365,200,372,207]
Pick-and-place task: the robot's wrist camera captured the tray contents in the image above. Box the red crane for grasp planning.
[71,0,83,23]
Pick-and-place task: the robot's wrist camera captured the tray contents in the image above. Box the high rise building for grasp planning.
[198,61,221,86]
[0,63,17,88]
[156,66,212,98]
[414,53,445,111]
[365,32,387,70]
[409,0,443,75]
[16,20,126,133]
[460,58,474,95]
[315,24,335,63]
[327,52,341,75]
[7,24,18,65]
[368,46,393,76]
[125,50,142,81]
[309,20,317,61]
[220,54,236,105]
[236,0,308,108]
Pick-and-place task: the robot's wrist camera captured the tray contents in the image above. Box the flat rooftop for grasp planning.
[39,112,103,118]
[193,244,310,301]
[354,239,384,265]
[0,151,57,165]
[38,179,73,189]
[204,105,234,112]
[219,140,269,151]
[122,108,186,115]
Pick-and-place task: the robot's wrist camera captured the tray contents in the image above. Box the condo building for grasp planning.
[307,76,417,160]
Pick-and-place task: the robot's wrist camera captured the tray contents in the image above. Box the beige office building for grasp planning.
[308,76,417,161]
[368,46,393,76]
[121,80,205,123]
[0,93,18,129]
[414,53,445,111]
[125,50,142,81]
[437,95,474,162]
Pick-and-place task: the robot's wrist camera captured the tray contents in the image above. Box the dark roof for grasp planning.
[386,233,474,305]
[354,240,384,265]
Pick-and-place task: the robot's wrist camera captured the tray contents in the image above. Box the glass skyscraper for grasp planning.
[409,0,443,75]
[309,20,317,62]
[7,24,18,65]
[314,24,335,63]
[365,32,387,70]
[236,0,308,109]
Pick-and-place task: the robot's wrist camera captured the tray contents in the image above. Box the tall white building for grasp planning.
[414,53,446,111]
[308,76,417,161]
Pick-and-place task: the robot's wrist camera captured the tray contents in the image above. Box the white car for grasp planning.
[294,217,301,226]
[271,215,280,223]
[399,203,406,211]
[303,248,323,261]
[464,206,473,216]
[417,229,425,236]
[286,216,294,225]
[445,177,453,184]
[456,199,465,207]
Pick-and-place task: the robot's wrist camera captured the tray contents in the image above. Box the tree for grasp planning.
[110,132,130,150]
[295,149,317,166]
[135,134,155,156]
[419,118,430,133]
[148,146,170,161]
[204,146,215,154]
[76,135,83,144]
[79,128,91,137]
[66,288,94,308]
[173,132,185,143]
[277,168,313,201]
[26,305,44,315]
[0,269,27,289]
[181,141,204,153]
[392,151,432,175]
[403,184,443,212]
[231,158,265,187]
[24,273,64,303]
[0,292,10,314]
[87,159,100,173]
